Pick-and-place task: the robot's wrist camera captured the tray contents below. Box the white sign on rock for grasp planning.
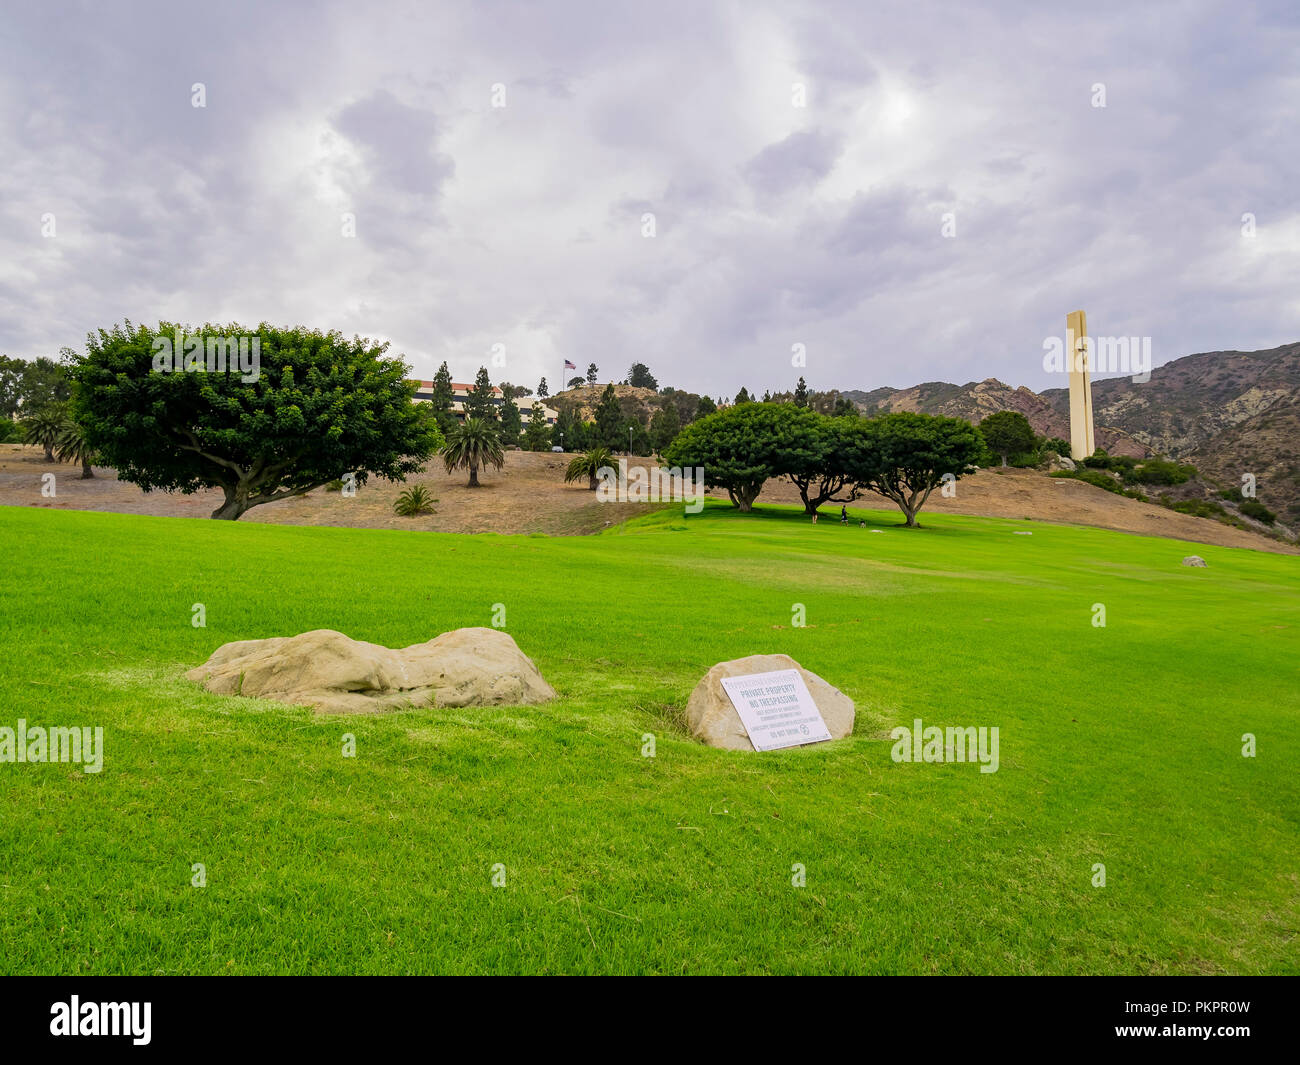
[719,669,833,752]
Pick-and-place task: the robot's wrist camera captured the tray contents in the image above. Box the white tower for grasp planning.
[1066,309,1095,461]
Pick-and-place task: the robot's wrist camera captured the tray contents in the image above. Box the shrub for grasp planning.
[393,485,436,516]
[1239,500,1276,525]
[1052,469,1123,494]
[1218,487,1244,503]
[1129,459,1194,485]
[1170,498,1229,520]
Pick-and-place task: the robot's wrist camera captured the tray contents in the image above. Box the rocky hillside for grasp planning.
[844,379,1147,456]
[847,341,1300,523]
[1041,342,1300,455]
[549,383,706,427]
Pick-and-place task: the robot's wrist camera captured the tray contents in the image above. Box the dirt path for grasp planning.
[1,445,1294,553]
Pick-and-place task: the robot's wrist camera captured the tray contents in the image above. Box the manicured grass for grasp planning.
[0,501,1297,974]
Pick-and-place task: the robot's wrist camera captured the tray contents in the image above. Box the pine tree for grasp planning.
[586,363,598,385]
[430,361,457,435]
[498,392,523,445]
[734,386,752,405]
[525,403,551,451]
[464,366,498,422]
[793,376,809,408]
[594,383,623,448]
[537,377,549,398]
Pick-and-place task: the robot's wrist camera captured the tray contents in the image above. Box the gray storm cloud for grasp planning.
[1,0,1296,397]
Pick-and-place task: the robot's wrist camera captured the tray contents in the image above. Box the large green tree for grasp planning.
[979,409,1036,467]
[662,402,817,512]
[783,411,862,514]
[70,321,440,520]
[846,412,983,527]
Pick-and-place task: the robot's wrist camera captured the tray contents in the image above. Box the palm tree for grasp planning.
[55,419,97,479]
[23,404,66,462]
[441,416,505,487]
[564,446,614,491]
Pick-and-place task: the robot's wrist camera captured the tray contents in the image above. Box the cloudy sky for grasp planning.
[2,0,1296,398]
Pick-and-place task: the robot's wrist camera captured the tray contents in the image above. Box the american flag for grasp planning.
[564,360,576,369]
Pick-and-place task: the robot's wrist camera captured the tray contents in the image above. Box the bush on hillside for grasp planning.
[1239,500,1276,525]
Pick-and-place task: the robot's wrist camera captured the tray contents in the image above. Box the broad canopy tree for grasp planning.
[663,402,821,512]
[663,401,982,525]
[846,412,983,526]
[784,413,879,515]
[70,321,441,520]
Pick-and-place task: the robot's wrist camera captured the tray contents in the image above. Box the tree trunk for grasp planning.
[588,472,598,490]
[80,459,94,479]
[468,462,480,487]
[43,445,54,462]
[211,484,248,520]
[1001,454,1008,467]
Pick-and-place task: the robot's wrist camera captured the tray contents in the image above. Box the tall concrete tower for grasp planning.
[1066,309,1095,461]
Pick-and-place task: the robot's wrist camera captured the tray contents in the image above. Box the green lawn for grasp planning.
[1,501,1297,974]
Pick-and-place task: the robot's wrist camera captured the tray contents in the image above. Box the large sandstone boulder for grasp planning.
[186,627,557,714]
[685,654,855,751]
[1182,555,1208,567]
